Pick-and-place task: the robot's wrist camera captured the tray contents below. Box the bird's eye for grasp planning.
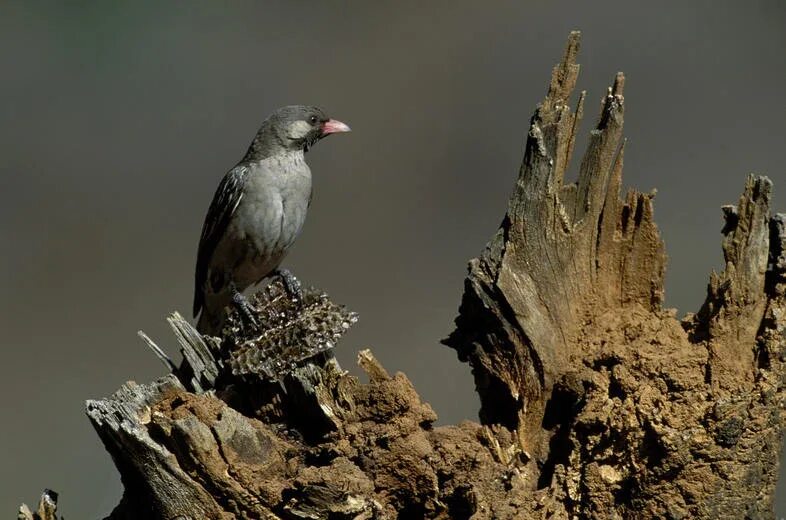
[309,115,319,125]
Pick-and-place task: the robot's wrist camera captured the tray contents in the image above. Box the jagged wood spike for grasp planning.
[168,311,221,392]
[445,31,784,518]
[137,330,177,372]
[18,489,59,520]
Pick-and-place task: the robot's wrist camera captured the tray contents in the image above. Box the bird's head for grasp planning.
[246,105,350,160]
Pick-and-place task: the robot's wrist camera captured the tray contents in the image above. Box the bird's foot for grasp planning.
[231,290,259,332]
[275,269,304,303]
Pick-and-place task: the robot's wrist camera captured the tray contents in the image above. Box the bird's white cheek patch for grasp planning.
[287,120,312,140]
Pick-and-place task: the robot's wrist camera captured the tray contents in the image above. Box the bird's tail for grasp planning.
[195,299,228,337]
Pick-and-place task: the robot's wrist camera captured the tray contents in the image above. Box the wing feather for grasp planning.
[193,165,247,317]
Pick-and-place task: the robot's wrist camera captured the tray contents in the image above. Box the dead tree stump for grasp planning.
[20,31,786,520]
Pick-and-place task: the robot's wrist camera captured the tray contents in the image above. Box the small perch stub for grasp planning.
[20,31,786,519]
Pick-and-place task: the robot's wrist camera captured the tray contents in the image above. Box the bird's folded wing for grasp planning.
[193,165,248,317]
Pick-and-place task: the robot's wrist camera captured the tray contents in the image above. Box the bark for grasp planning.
[20,32,786,519]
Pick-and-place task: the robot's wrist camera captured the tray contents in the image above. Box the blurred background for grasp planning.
[1,1,784,517]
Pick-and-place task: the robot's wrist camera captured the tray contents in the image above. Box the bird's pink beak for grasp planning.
[321,119,351,135]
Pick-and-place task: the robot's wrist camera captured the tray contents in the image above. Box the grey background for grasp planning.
[1,1,784,517]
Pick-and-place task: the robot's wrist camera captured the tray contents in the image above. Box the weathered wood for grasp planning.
[86,376,225,519]
[169,311,223,392]
[137,330,177,372]
[20,32,786,519]
[18,490,59,520]
[444,31,786,518]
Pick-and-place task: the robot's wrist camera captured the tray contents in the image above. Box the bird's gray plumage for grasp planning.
[194,105,349,334]
[193,165,247,318]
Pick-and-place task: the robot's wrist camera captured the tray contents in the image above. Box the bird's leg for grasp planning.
[274,268,304,302]
[229,280,259,331]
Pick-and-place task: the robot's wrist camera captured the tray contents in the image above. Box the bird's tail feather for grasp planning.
[196,306,225,337]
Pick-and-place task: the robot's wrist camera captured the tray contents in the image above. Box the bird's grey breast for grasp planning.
[237,153,312,258]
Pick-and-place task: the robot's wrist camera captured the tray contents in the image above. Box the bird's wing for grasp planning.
[193,165,248,317]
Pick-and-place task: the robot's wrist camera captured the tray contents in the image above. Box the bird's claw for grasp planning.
[232,291,259,332]
[276,269,304,303]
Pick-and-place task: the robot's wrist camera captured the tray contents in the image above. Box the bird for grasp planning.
[193,105,350,335]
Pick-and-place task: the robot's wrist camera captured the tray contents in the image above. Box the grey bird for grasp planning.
[193,105,350,335]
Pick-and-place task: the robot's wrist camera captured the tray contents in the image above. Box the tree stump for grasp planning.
[20,31,786,520]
